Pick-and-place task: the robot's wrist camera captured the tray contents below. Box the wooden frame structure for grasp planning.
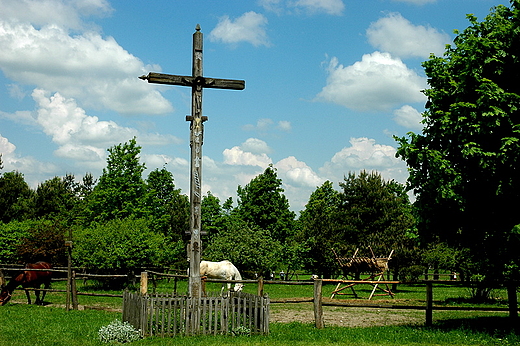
[331,248,394,300]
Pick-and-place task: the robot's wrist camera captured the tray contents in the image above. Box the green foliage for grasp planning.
[84,138,147,223]
[298,181,341,278]
[145,167,189,237]
[0,171,34,223]
[395,1,520,280]
[201,191,225,240]
[33,175,78,220]
[236,165,295,243]
[15,219,67,265]
[336,171,417,274]
[204,215,282,276]
[0,220,32,263]
[73,218,183,271]
[98,319,141,344]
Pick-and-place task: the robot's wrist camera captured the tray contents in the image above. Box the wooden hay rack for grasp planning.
[331,248,394,300]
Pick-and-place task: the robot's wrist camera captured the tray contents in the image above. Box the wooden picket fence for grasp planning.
[122,291,270,336]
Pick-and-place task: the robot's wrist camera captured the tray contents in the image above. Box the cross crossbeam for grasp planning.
[139,72,245,90]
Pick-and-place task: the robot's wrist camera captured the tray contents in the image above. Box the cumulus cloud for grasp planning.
[367,12,450,59]
[393,105,424,130]
[0,133,59,179]
[223,138,273,167]
[0,20,172,115]
[317,53,427,111]
[29,89,180,163]
[0,0,113,31]
[260,0,345,15]
[319,137,408,184]
[209,12,270,47]
[275,156,323,187]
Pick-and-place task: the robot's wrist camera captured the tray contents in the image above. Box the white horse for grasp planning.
[200,260,244,292]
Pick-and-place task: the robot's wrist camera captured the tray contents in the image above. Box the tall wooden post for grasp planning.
[139,25,245,299]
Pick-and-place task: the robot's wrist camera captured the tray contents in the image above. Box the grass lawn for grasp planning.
[1,276,519,345]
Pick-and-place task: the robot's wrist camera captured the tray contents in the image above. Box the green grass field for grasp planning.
[1,277,519,345]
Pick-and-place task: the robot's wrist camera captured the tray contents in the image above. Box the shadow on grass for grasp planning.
[431,316,520,338]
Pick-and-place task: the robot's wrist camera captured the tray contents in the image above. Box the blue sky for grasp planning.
[0,0,501,211]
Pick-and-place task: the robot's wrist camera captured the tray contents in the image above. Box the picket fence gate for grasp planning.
[122,291,270,337]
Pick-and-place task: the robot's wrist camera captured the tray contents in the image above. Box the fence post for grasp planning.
[507,282,518,320]
[257,277,264,297]
[140,272,148,295]
[72,270,78,310]
[425,281,433,326]
[313,279,324,329]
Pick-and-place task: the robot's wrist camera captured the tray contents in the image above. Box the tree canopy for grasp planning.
[396,1,520,280]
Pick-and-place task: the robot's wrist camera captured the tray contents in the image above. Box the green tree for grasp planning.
[0,220,32,263]
[201,192,225,240]
[73,218,182,272]
[336,171,417,277]
[145,167,188,237]
[298,181,341,278]
[33,175,77,220]
[0,171,34,223]
[204,214,282,277]
[236,165,295,243]
[85,138,147,223]
[396,1,520,282]
[15,219,67,266]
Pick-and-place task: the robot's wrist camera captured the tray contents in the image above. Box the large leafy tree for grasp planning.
[235,165,295,243]
[336,171,417,277]
[204,214,282,277]
[33,175,78,220]
[145,167,188,237]
[396,1,520,281]
[0,171,34,223]
[85,138,147,223]
[298,181,341,278]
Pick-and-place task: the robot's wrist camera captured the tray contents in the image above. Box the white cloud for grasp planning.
[259,0,345,15]
[0,21,172,115]
[317,53,427,111]
[0,0,113,31]
[277,120,292,131]
[393,105,424,130]
[223,138,273,167]
[0,133,59,179]
[241,138,273,155]
[29,89,180,164]
[367,12,450,59]
[320,137,408,185]
[276,156,324,187]
[209,12,270,47]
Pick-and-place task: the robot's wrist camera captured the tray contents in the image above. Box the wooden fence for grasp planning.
[122,291,270,336]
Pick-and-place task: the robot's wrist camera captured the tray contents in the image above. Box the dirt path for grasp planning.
[271,304,425,327]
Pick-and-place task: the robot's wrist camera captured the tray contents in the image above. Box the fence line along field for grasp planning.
[1,264,520,342]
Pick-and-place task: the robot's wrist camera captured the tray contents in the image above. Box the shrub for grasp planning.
[98,319,141,344]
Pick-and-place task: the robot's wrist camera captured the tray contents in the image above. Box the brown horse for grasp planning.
[0,262,52,306]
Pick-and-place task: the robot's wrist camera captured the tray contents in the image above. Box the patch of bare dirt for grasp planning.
[270,303,424,327]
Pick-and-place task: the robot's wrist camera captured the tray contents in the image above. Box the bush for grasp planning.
[73,217,184,272]
[0,220,31,263]
[98,319,141,344]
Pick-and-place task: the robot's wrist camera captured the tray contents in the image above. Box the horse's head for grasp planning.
[233,283,244,292]
[0,288,12,306]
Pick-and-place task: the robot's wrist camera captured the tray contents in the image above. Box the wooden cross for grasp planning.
[139,24,245,298]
